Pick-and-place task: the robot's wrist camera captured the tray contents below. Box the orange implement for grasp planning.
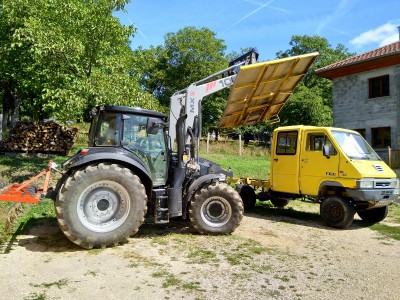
[0,161,55,204]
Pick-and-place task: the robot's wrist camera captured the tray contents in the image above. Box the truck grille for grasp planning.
[373,164,384,172]
[374,181,393,188]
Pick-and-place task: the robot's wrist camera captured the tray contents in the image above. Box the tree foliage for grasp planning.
[274,35,355,127]
[133,26,228,128]
[0,0,156,132]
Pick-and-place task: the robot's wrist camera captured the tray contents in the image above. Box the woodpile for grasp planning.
[0,120,78,155]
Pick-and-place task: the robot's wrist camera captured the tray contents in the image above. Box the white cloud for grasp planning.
[350,22,399,47]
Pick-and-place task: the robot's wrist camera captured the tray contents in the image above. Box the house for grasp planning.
[315,40,400,160]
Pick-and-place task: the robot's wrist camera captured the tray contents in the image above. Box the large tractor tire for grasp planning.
[320,195,355,229]
[55,163,147,249]
[357,206,388,223]
[189,182,243,234]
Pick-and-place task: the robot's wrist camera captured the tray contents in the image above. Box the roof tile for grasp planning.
[316,40,400,73]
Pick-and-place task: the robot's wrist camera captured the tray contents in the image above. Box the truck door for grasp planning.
[270,130,300,194]
[299,130,339,196]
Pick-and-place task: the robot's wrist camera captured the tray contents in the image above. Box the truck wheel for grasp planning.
[357,206,388,223]
[320,195,354,229]
[189,182,243,234]
[56,163,147,249]
[239,185,256,210]
[270,197,289,207]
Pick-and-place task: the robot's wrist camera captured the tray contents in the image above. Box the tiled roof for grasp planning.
[316,40,400,77]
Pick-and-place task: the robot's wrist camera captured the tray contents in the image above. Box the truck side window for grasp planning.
[324,136,337,156]
[307,134,325,151]
[276,131,298,155]
[306,133,337,155]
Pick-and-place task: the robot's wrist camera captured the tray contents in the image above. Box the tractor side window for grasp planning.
[96,113,120,146]
[276,131,298,155]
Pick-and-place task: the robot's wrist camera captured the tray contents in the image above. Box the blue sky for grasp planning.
[117,0,400,61]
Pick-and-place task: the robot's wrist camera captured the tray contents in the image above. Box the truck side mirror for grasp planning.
[323,144,330,159]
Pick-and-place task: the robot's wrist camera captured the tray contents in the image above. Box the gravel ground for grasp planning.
[0,205,399,300]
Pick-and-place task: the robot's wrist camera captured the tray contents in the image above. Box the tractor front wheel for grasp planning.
[189,182,243,234]
[56,163,147,249]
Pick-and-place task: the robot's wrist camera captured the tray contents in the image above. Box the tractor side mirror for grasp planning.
[146,117,163,135]
[323,144,330,159]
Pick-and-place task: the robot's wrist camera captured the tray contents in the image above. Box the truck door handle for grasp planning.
[274,158,278,162]
[302,159,309,163]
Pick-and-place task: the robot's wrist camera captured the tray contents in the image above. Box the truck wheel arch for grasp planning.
[318,181,344,198]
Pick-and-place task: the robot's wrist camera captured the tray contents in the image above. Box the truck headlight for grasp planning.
[358,180,374,189]
[389,180,398,189]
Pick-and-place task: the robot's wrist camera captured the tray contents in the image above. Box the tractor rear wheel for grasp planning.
[189,182,243,234]
[56,163,147,249]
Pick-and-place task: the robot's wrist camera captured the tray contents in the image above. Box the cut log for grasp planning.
[0,120,78,155]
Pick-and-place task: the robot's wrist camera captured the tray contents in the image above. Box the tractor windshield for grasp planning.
[331,130,381,161]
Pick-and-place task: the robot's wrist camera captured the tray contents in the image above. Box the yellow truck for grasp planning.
[234,125,399,228]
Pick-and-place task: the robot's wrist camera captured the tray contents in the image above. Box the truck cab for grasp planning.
[269,125,399,228]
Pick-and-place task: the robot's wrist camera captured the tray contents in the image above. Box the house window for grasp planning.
[371,127,391,148]
[354,129,366,139]
[369,75,389,98]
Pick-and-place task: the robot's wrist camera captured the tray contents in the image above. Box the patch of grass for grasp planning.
[162,274,182,288]
[200,140,270,179]
[222,238,272,266]
[30,278,68,289]
[23,292,47,300]
[187,248,218,264]
[370,223,400,240]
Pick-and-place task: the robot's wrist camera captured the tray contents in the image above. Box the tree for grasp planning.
[274,35,355,126]
[133,26,228,126]
[0,0,155,133]
[276,35,355,105]
[277,83,332,127]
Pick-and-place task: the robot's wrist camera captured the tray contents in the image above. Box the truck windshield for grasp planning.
[331,130,381,160]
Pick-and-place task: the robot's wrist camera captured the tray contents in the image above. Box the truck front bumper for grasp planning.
[346,188,398,205]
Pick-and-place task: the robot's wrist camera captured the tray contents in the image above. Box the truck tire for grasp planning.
[189,182,243,234]
[270,197,289,207]
[239,185,256,210]
[320,195,354,229]
[357,206,388,223]
[55,163,147,249]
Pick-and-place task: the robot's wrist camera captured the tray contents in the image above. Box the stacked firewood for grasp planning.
[0,120,78,155]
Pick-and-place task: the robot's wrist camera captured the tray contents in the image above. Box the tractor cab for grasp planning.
[87,105,169,186]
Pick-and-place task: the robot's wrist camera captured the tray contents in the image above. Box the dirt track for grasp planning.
[0,206,399,300]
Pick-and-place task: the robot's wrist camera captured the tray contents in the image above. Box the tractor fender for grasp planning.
[58,150,153,198]
[182,173,225,219]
